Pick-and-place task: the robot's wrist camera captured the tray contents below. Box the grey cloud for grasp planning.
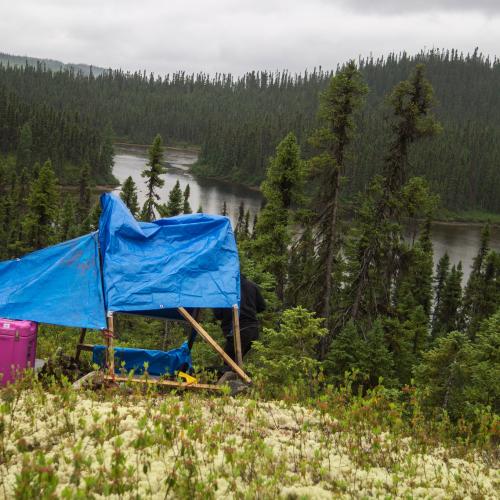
[0,0,498,75]
[335,0,500,15]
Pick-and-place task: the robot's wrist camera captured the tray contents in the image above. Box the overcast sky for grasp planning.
[1,0,499,75]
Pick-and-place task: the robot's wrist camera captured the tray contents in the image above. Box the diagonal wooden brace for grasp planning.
[178,307,251,384]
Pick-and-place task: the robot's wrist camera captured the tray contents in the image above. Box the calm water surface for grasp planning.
[113,148,500,283]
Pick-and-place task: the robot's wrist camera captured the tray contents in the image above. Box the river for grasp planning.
[112,148,500,283]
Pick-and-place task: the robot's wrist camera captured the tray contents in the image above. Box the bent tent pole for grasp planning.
[178,307,251,384]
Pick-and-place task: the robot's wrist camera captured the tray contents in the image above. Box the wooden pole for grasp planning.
[75,328,87,362]
[232,305,243,368]
[106,312,115,380]
[178,307,251,384]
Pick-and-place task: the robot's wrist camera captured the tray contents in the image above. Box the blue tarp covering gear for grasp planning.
[92,341,193,376]
[99,193,240,316]
[0,233,106,329]
[0,193,240,329]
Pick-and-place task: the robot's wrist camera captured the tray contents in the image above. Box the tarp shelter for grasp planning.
[0,193,250,386]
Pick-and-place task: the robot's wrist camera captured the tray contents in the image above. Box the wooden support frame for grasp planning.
[103,374,223,391]
[105,312,115,380]
[178,307,251,384]
[232,304,243,368]
[74,328,87,362]
[75,307,251,390]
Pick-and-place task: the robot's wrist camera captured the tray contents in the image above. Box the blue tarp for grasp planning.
[0,233,106,329]
[92,341,192,376]
[0,193,240,329]
[99,194,240,316]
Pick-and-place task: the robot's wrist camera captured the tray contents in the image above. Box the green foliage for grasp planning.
[119,175,139,217]
[159,180,183,217]
[326,320,396,388]
[140,134,166,221]
[415,310,500,420]
[22,160,59,251]
[252,132,304,302]
[182,183,192,214]
[250,307,327,396]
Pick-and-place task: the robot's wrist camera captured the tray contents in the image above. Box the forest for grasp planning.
[1,49,500,211]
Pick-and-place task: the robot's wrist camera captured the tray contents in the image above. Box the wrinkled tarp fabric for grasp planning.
[0,193,239,329]
[0,233,106,329]
[92,341,192,376]
[99,193,240,316]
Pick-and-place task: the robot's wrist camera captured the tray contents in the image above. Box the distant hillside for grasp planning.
[1,49,500,212]
[0,52,106,76]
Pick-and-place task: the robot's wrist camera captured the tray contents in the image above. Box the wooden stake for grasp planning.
[106,312,115,380]
[232,304,243,368]
[75,328,87,362]
[178,307,251,384]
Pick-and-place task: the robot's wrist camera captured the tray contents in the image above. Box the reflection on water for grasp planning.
[113,149,263,225]
[113,149,500,283]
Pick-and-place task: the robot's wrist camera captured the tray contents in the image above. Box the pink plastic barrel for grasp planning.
[0,319,38,387]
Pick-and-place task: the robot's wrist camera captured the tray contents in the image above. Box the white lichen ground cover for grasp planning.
[0,386,498,499]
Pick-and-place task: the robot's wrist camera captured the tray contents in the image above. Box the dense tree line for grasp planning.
[238,64,499,421]
[1,49,500,211]
[0,80,115,185]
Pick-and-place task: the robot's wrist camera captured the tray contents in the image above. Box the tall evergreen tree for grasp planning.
[16,122,32,170]
[308,62,367,341]
[141,134,166,221]
[22,160,59,251]
[161,180,183,217]
[183,184,192,214]
[433,262,463,337]
[78,163,92,224]
[347,65,441,324]
[252,132,304,301]
[120,175,139,216]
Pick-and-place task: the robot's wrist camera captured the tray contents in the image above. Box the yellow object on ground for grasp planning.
[178,371,197,385]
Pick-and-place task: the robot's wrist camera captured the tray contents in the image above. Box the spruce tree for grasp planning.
[308,62,367,341]
[16,123,32,171]
[462,224,490,335]
[58,196,78,241]
[160,180,183,217]
[78,163,92,224]
[347,65,440,325]
[221,201,228,216]
[252,132,304,302]
[141,134,166,221]
[183,184,192,214]
[120,175,139,216]
[22,160,59,251]
[235,201,246,239]
[433,262,463,337]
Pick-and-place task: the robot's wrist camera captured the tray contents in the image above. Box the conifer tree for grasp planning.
[235,201,246,239]
[432,252,451,337]
[308,62,367,340]
[120,175,139,216]
[160,180,183,217]
[462,224,490,335]
[433,262,463,337]
[221,201,228,216]
[252,132,304,301]
[347,65,441,324]
[58,196,78,241]
[197,204,203,213]
[16,123,32,171]
[183,184,192,214]
[22,160,59,251]
[78,163,92,224]
[141,134,166,221]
